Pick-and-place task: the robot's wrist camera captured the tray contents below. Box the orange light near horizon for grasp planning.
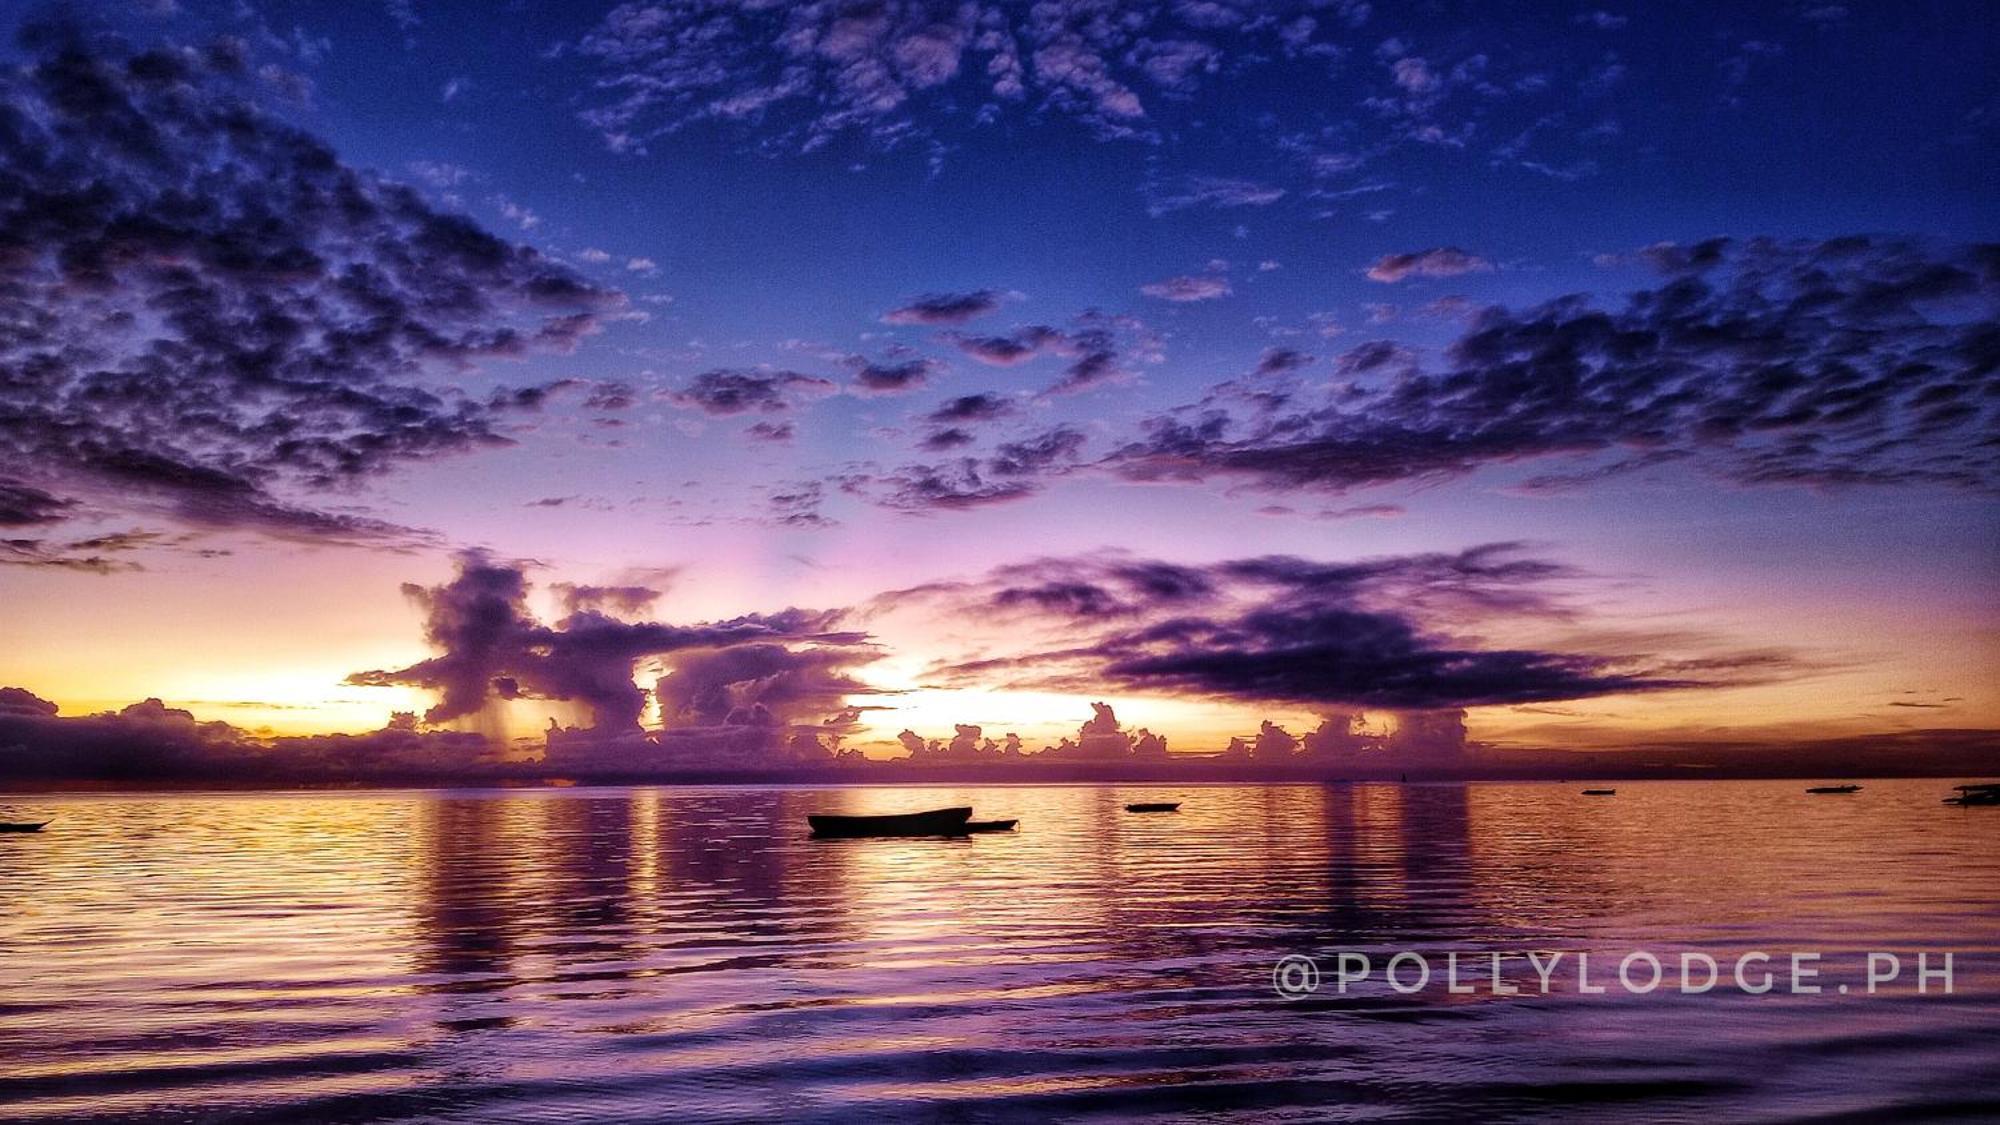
[43,672,434,738]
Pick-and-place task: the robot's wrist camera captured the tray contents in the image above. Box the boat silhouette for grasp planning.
[808,807,973,838]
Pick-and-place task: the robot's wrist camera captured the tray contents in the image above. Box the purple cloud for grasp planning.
[881,290,1006,325]
[925,393,1016,424]
[950,326,1065,366]
[1144,174,1286,216]
[1365,246,1495,282]
[574,1,1321,151]
[875,425,1088,512]
[1112,236,2000,497]
[883,544,1797,711]
[848,356,943,395]
[1141,273,1233,302]
[0,26,621,547]
[348,551,865,731]
[671,369,836,415]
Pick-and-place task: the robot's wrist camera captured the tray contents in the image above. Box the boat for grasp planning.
[1582,789,1616,796]
[1943,783,2000,807]
[1125,802,1181,813]
[964,819,1018,833]
[0,821,49,833]
[807,807,973,838]
[1806,784,1862,794]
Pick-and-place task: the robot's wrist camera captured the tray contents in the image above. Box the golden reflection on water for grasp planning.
[1,781,1996,1121]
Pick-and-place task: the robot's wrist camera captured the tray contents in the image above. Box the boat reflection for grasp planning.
[1,782,1994,1121]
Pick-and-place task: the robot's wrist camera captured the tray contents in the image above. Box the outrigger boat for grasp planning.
[1582,789,1616,796]
[1806,784,1862,794]
[808,807,973,838]
[1943,783,2000,807]
[1124,802,1181,813]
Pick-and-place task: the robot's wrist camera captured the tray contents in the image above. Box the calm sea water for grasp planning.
[1,781,1996,1123]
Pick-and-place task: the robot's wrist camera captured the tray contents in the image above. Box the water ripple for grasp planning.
[1,781,1996,1121]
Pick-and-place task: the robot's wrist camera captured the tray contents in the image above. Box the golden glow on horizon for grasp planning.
[850,686,1244,750]
[14,633,1997,753]
[2,536,1993,753]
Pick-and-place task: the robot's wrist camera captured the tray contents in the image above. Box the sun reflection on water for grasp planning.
[0,781,1995,1121]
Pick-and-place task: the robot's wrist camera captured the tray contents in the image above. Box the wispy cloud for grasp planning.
[1365,246,1494,282]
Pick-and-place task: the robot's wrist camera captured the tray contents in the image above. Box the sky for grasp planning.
[0,0,1994,773]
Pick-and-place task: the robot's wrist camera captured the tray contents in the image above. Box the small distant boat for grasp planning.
[1943,783,2000,807]
[1806,784,1862,794]
[1582,789,1616,796]
[808,807,972,838]
[964,819,1018,833]
[1125,802,1181,813]
[0,821,49,833]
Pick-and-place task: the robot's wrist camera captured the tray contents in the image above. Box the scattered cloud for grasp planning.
[925,393,1015,424]
[0,482,73,528]
[1141,271,1233,302]
[0,25,621,548]
[875,425,1087,512]
[1110,236,2000,497]
[919,427,976,451]
[947,312,1159,394]
[881,289,1008,325]
[1145,174,1286,216]
[848,355,943,395]
[1252,347,1315,377]
[768,481,831,526]
[671,369,837,415]
[574,1,1296,153]
[949,325,1066,366]
[1366,246,1495,282]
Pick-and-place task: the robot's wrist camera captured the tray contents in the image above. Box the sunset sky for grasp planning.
[1,0,1994,765]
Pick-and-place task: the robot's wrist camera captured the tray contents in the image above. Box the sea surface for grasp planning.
[1,780,1996,1123]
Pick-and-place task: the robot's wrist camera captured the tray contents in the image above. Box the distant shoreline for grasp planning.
[4,738,1994,795]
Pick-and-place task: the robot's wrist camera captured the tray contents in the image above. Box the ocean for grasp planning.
[2,780,1996,1122]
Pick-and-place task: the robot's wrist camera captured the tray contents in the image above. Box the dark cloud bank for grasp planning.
[345,551,870,736]
[9,544,1984,788]
[881,289,1006,326]
[0,23,620,559]
[2,551,878,786]
[875,543,1783,713]
[1108,237,1998,499]
[868,237,1998,515]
